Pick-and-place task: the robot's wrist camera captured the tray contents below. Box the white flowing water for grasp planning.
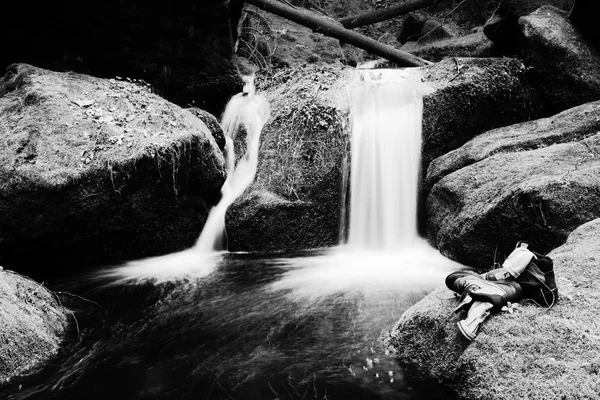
[270,68,462,299]
[347,69,423,249]
[101,76,270,283]
[195,75,270,251]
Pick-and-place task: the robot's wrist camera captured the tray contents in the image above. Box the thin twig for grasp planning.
[416,0,469,45]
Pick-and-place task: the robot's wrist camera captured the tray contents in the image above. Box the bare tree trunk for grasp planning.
[339,0,439,29]
[244,0,432,67]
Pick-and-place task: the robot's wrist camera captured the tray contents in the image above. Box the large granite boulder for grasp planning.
[0,64,226,274]
[483,0,575,51]
[226,64,353,251]
[518,6,600,114]
[0,1,242,115]
[418,57,543,170]
[427,129,600,268]
[0,268,69,384]
[385,218,600,400]
[426,100,600,191]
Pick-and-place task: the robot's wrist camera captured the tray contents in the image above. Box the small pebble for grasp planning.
[388,371,394,377]
[390,378,394,383]
[375,373,380,378]
[373,358,380,364]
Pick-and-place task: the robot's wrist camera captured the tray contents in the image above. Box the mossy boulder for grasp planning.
[518,6,600,113]
[385,218,600,400]
[226,64,352,251]
[226,190,327,251]
[427,130,600,268]
[426,100,600,191]
[419,57,544,171]
[0,269,69,384]
[0,64,226,275]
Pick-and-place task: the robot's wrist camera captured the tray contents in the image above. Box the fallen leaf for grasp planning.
[75,99,95,108]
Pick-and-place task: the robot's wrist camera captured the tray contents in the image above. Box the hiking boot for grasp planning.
[481,241,558,308]
[517,252,558,307]
[446,271,523,311]
[482,241,534,280]
[457,301,493,341]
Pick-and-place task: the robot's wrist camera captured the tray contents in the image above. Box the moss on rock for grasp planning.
[0,269,69,384]
[0,64,226,274]
[427,132,600,268]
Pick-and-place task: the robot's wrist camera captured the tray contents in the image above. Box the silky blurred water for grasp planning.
[346,69,424,249]
[3,249,460,400]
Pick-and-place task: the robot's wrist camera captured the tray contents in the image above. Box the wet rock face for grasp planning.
[0,64,226,275]
[0,1,242,116]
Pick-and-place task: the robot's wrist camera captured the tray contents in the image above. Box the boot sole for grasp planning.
[457,320,476,341]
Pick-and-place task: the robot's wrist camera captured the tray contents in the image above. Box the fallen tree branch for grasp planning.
[339,0,440,29]
[244,0,432,67]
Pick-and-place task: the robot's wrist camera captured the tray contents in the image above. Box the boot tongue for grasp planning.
[503,247,535,278]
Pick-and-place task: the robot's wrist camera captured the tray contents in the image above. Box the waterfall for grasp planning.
[346,69,424,249]
[195,75,270,252]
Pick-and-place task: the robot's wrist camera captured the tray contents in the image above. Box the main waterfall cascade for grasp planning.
[346,69,423,249]
[271,68,460,298]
